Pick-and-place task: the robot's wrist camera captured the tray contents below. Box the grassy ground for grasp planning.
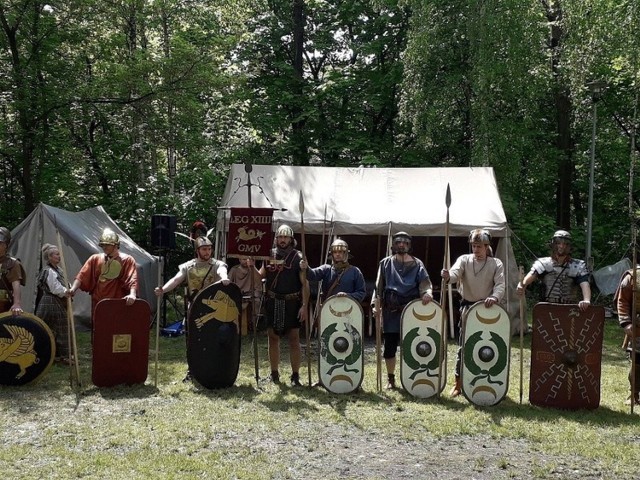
[1,317,639,479]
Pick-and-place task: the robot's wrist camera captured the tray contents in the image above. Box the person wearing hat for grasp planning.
[441,228,505,397]
[371,231,433,390]
[516,229,591,310]
[70,228,138,318]
[259,224,310,386]
[0,226,26,315]
[300,238,366,303]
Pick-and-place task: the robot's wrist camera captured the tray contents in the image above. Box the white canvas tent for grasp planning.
[9,203,159,325]
[217,164,522,333]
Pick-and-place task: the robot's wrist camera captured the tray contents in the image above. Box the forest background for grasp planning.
[1,0,639,287]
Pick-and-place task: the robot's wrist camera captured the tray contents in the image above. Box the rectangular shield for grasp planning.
[529,303,604,410]
[92,298,151,387]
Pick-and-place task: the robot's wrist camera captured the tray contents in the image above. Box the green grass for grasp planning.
[1,319,639,479]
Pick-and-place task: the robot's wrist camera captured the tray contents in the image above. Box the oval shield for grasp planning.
[318,295,364,394]
[0,311,55,386]
[529,302,604,410]
[400,299,445,398]
[461,302,511,406]
[187,282,242,389]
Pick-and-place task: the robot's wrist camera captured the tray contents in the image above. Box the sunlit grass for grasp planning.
[1,319,639,479]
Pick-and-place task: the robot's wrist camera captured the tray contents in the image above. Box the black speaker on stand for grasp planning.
[151,214,176,327]
[151,214,177,250]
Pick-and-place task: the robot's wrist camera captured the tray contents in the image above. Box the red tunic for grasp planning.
[75,252,138,315]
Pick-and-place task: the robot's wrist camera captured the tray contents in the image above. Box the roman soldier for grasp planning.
[0,226,26,315]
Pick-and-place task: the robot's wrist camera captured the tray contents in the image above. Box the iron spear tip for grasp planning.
[445,183,451,207]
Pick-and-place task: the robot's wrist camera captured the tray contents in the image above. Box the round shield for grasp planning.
[400,299,445,398]
[0,311,55,386]
[187,282,243,389]
[461,302,511,406]
[318,295,364,394]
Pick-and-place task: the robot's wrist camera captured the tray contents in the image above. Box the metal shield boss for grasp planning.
[92,298,151,387]
[529,303,604,410]
[461,302,511,406]
[187,282,243,389]
[318,295,364,393]
[400,299,445,398]
[0,311,55,386]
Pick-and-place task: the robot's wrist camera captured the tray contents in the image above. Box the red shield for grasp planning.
[529,303,604,410]
[92,299,151,387]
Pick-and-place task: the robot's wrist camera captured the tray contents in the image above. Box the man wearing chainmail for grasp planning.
[0,227,26,315]
[371,232,433,390]
[259,224,309,386]
[441,228,505,398]
[516,230,591,310]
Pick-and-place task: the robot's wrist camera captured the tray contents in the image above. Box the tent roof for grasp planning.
[218,164,508,237]
[9,203,158,323]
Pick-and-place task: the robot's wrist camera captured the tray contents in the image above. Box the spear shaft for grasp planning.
[437,184,451,398]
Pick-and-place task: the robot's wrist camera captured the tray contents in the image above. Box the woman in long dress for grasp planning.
[35,243,71,364]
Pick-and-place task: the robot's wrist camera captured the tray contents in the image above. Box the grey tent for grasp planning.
[216,164,522,334]
[9,203,159,325]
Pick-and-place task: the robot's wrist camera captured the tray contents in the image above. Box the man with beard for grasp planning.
[155,236,230,304]
[0,227,26,315]
[300,238,366,303]
[70,228,138,319]
[371,232,433,390]
[516,230,591,310]
[259,224,309,386]
[441,228,505,397]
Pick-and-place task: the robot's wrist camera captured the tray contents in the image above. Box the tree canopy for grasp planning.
[1,0,639,273]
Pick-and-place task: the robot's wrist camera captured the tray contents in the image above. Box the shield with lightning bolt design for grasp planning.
[400,299,445,398]
[461,302,511,406]
[529,303,604,410]
[0,311,55,386]
[187,282,243,389]
[318,295,364,393]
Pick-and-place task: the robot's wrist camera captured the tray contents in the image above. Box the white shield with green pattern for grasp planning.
[461,302,511,406]
[400,299,446,398]
[318,295,364,393]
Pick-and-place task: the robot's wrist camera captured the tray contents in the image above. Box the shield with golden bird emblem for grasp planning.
[187,282,242,389]
[0,311,55,386]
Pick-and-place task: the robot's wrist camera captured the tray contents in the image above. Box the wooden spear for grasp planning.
[437,184,451,398]
[299,190,311,387]
[54,217,82,394]
[519,266,525,404]
[154,255,162,387]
